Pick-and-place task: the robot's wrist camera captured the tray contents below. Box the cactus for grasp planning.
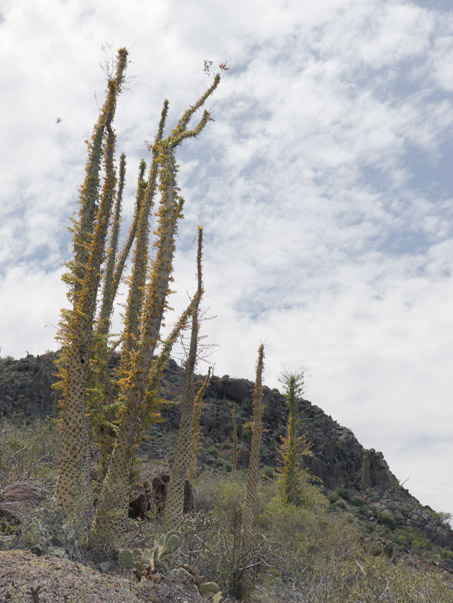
[118,548,135,569]
[119,536,222,600]
[118,532,181,576]
[199,581,222,600]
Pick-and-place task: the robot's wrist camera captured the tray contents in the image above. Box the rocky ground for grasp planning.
[0,481,221,602]
[0,550,210,602]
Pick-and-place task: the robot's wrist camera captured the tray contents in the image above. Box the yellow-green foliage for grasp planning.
[53,51,221,551]
[277,371,308,506]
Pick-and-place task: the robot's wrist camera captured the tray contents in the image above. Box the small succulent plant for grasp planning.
[118,531,182,577]
[199,581,222,601]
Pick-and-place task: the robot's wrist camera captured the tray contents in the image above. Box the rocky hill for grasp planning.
[1,351,452,560]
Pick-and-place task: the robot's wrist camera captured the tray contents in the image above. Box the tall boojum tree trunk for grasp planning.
[163,227,204,534]
[55,49,128,521]
[241,345,265,550]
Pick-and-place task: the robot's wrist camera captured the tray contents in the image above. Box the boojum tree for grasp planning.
[55,49,128,519]
[241,345,265,554]
[55,47,222,548]
[90,78,221,551]
[162,227,205,534]
[94,101,168,479]
[231,401,238,476]
[188,367,212,480]
[277,371,306,505]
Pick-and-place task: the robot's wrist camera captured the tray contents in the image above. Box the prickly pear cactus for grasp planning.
[162,531,181,555]
[117,532,181,576]
[199,581,222,599]
[118,549,135,569]
[151,531,181,573]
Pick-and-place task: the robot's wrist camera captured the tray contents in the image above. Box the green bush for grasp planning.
[337,487,351,501]
[351,496,364,507]
[0,418,59,489]
[241,421,253,439]
[182,476,247,597]
[328,490,339,503]
[261,465,274,480]
[378,511,397,530]
[184,473,453,602]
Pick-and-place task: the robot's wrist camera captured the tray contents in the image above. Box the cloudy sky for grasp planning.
[1,0,453,518]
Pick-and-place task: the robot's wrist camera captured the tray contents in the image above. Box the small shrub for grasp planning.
[261,465,274,480]
[241,421,253,439]
[351,496,364,507]
[379,511,396,530]
[206,445,220,459]
[0,418,59,489]
[328,490,339,503]
[337,488,351,501]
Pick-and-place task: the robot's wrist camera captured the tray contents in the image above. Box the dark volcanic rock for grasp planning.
[129,481,153,520]
[0,353,60,419]
[148,471,193,516]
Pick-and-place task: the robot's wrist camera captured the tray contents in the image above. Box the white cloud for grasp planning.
[0,265,67,357]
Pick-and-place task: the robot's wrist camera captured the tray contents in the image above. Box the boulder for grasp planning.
[150,471,193,515]
[128,481,153,520]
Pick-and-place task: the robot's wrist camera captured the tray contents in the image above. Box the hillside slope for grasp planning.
[1,351,452,559]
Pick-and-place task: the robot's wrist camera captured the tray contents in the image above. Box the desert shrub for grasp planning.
[0,418,59,489]
[241,421,253,440]
[351,496,364,507]
[340,556,453,603]
[378,510,397,530]
[391,526,435,554]
[253,524,453,602]
[260,465,274,480]
[182,477,248,595]
[192,471,243,513]
[337,487,351,501]
[256,492,360,590]
[0,355,14,368]
[328,490,339,503]
[205,445,221,459]
[186,474,361,599]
